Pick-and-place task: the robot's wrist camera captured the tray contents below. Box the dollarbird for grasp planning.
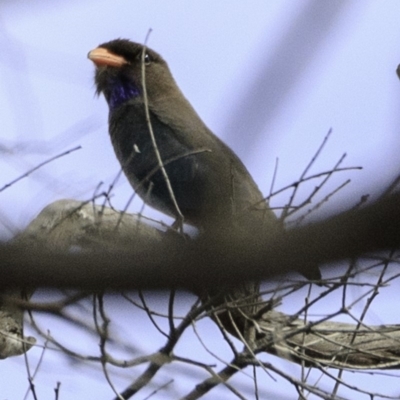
[88,39,319,336]
[87,38,277,235]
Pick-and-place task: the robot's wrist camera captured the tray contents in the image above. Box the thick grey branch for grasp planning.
[256,310,400,370]
[0,290,36,359]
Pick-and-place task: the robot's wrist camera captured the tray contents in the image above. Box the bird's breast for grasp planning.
[109,103,214,222]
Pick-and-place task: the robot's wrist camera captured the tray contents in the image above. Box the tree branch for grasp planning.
[2,197,400,370]
[2,194,400,291]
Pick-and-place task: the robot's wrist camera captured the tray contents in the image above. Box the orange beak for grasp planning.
[87,47,128,67]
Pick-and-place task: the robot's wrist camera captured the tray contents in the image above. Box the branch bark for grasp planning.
[256,310,400,369]
[0,290,35,358]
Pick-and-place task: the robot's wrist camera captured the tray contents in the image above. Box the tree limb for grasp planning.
[2,197,400,370]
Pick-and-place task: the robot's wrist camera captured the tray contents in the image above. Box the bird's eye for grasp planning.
[136,51,153,65]
[144,53,152,65]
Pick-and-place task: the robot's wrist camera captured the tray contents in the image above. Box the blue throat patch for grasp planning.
[107,77,140,111]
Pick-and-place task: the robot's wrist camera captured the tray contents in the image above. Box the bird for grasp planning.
[87,39,277,235]
[87,39,318,336]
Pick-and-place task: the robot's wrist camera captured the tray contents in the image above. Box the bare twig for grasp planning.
[0,146,81,193]
[141,30,184,231]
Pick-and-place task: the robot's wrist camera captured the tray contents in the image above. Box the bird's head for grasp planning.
[88,39,175,111]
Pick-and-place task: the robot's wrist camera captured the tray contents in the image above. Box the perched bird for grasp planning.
[87,39,277,235]
[88,39,318,336]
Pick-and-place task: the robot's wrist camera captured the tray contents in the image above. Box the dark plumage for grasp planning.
[88,39,319,336]
[88,39,277,235]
